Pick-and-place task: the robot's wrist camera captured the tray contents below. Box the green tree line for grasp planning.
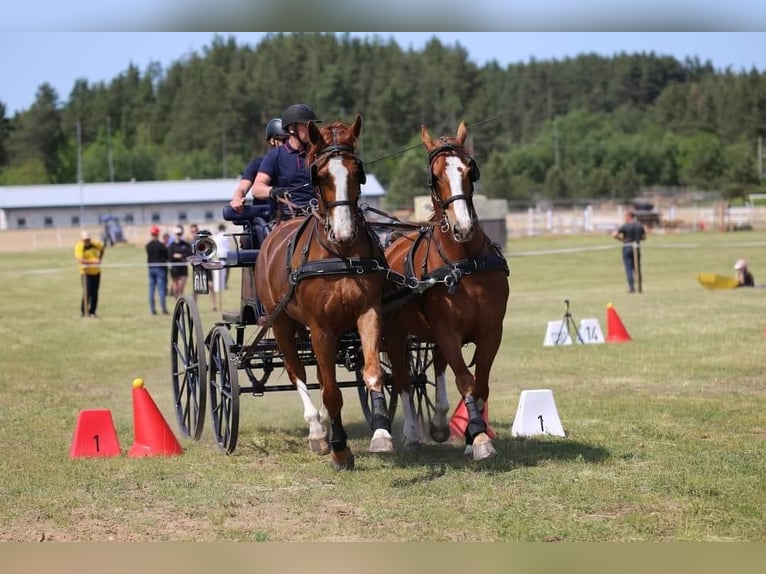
[1,33,765,208]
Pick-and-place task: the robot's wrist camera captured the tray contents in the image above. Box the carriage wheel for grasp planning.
[208,325,240,454]
[357,361,398,430]
[408,340,447,442]
[170,295,207,440]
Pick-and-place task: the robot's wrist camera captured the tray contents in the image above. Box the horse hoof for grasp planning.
[330,448,355,471]
[369,429,394,453]
[472,433,497,461]
[429,422,451,443]
[310,438,330,456]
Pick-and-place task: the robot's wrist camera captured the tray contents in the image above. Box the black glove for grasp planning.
[269,187,289,199]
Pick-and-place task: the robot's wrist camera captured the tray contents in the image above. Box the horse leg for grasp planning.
[358,307,394,453]
[272,318,329,455]
[439,340,496,462]
[312,331,354,470]
[383,321,422,448]
[429,348,451,443]
[466,329,503,459]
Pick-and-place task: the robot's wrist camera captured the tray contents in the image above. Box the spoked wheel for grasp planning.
[208,325,240,454]
[170,295,207,440]
[408,340,448,442]
[357,367,399,431]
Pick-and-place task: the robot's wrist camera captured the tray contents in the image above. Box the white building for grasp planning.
[0,175,387,231]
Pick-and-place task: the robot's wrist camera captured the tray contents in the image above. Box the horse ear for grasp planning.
[456,121,468,145]
[421,124,431,147]
[351,114,363,139]
[307,121,322,145]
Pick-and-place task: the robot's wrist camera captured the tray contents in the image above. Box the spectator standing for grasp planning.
[612,210,647,293]
[168,225,192,298]
[146,225,170,315]
[74,229,105,318]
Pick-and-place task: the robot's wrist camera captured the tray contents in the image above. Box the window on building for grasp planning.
[124,213,134,223]
[204,211,214,221]
[17,218,26,229]
[151,213,161,223]
[44,216,54,228]
[71,215,80,226]
[178,212,188,222]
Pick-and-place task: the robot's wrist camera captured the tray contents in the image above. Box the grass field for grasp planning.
[0,228,764,542]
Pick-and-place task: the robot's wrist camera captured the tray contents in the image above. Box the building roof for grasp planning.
[0,175,386,209]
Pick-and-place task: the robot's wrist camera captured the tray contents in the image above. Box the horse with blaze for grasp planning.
[254,115,397,470]
[384,121,510,461]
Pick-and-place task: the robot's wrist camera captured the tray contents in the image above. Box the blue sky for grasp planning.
[1,32,765,115]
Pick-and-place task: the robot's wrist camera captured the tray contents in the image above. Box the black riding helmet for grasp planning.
[265,118,288,141]
[281,103,321,132]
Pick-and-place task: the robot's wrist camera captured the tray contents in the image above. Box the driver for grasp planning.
[250,103,321,219]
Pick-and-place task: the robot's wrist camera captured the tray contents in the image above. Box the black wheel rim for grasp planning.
[170,296,207,440]
[209,326,240,453]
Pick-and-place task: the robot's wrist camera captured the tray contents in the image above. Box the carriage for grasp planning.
[169,117,509,467]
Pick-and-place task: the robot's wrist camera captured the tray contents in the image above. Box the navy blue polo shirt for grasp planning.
[240,156,274,215]
[257,142,313,208]
[241,157,262,182]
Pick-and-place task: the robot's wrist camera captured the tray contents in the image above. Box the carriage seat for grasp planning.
[222,203,272,226]
[221,203,272,267]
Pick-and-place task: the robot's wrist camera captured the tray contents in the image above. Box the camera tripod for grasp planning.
[554,299,584,345]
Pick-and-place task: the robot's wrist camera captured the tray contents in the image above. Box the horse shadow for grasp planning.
[232,418,609,478]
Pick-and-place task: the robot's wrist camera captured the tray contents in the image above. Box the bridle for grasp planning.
[309,127,367,244]
[426,140,481,232]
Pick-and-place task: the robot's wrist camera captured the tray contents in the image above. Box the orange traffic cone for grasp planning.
[606,303,632,343]
[69,409,122,458]
[128,378,183,457]
[449,399,496,441]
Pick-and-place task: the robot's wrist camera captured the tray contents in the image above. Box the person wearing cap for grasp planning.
[74,229,105,318]
[145,225,170,315]
[734,259,754,288]
[168,224,193,298]
[612,210,646,293]
[230,117,290,214]
[250,103,321,219]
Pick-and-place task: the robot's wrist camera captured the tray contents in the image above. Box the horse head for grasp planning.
[307,115,366,246]
[422,121,480,242]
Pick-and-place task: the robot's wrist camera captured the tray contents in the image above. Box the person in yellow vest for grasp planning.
[74,229,105,318]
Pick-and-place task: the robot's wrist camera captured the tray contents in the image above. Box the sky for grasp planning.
[1,31,765,115]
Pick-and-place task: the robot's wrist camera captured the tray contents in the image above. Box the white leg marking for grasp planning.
[296,380,325,440]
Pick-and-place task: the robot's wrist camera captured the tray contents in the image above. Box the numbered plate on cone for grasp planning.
[579,318,605,344]
[511,389,565,438]
[543,320,572,346]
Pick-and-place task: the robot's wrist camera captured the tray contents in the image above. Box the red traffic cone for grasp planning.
[606,303,632,343]
[69,409,122,458]
[128,378,183,457]
[449,399,496,441]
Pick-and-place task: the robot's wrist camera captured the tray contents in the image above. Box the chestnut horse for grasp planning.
[254,115,396,470]
[384,121,509,461]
